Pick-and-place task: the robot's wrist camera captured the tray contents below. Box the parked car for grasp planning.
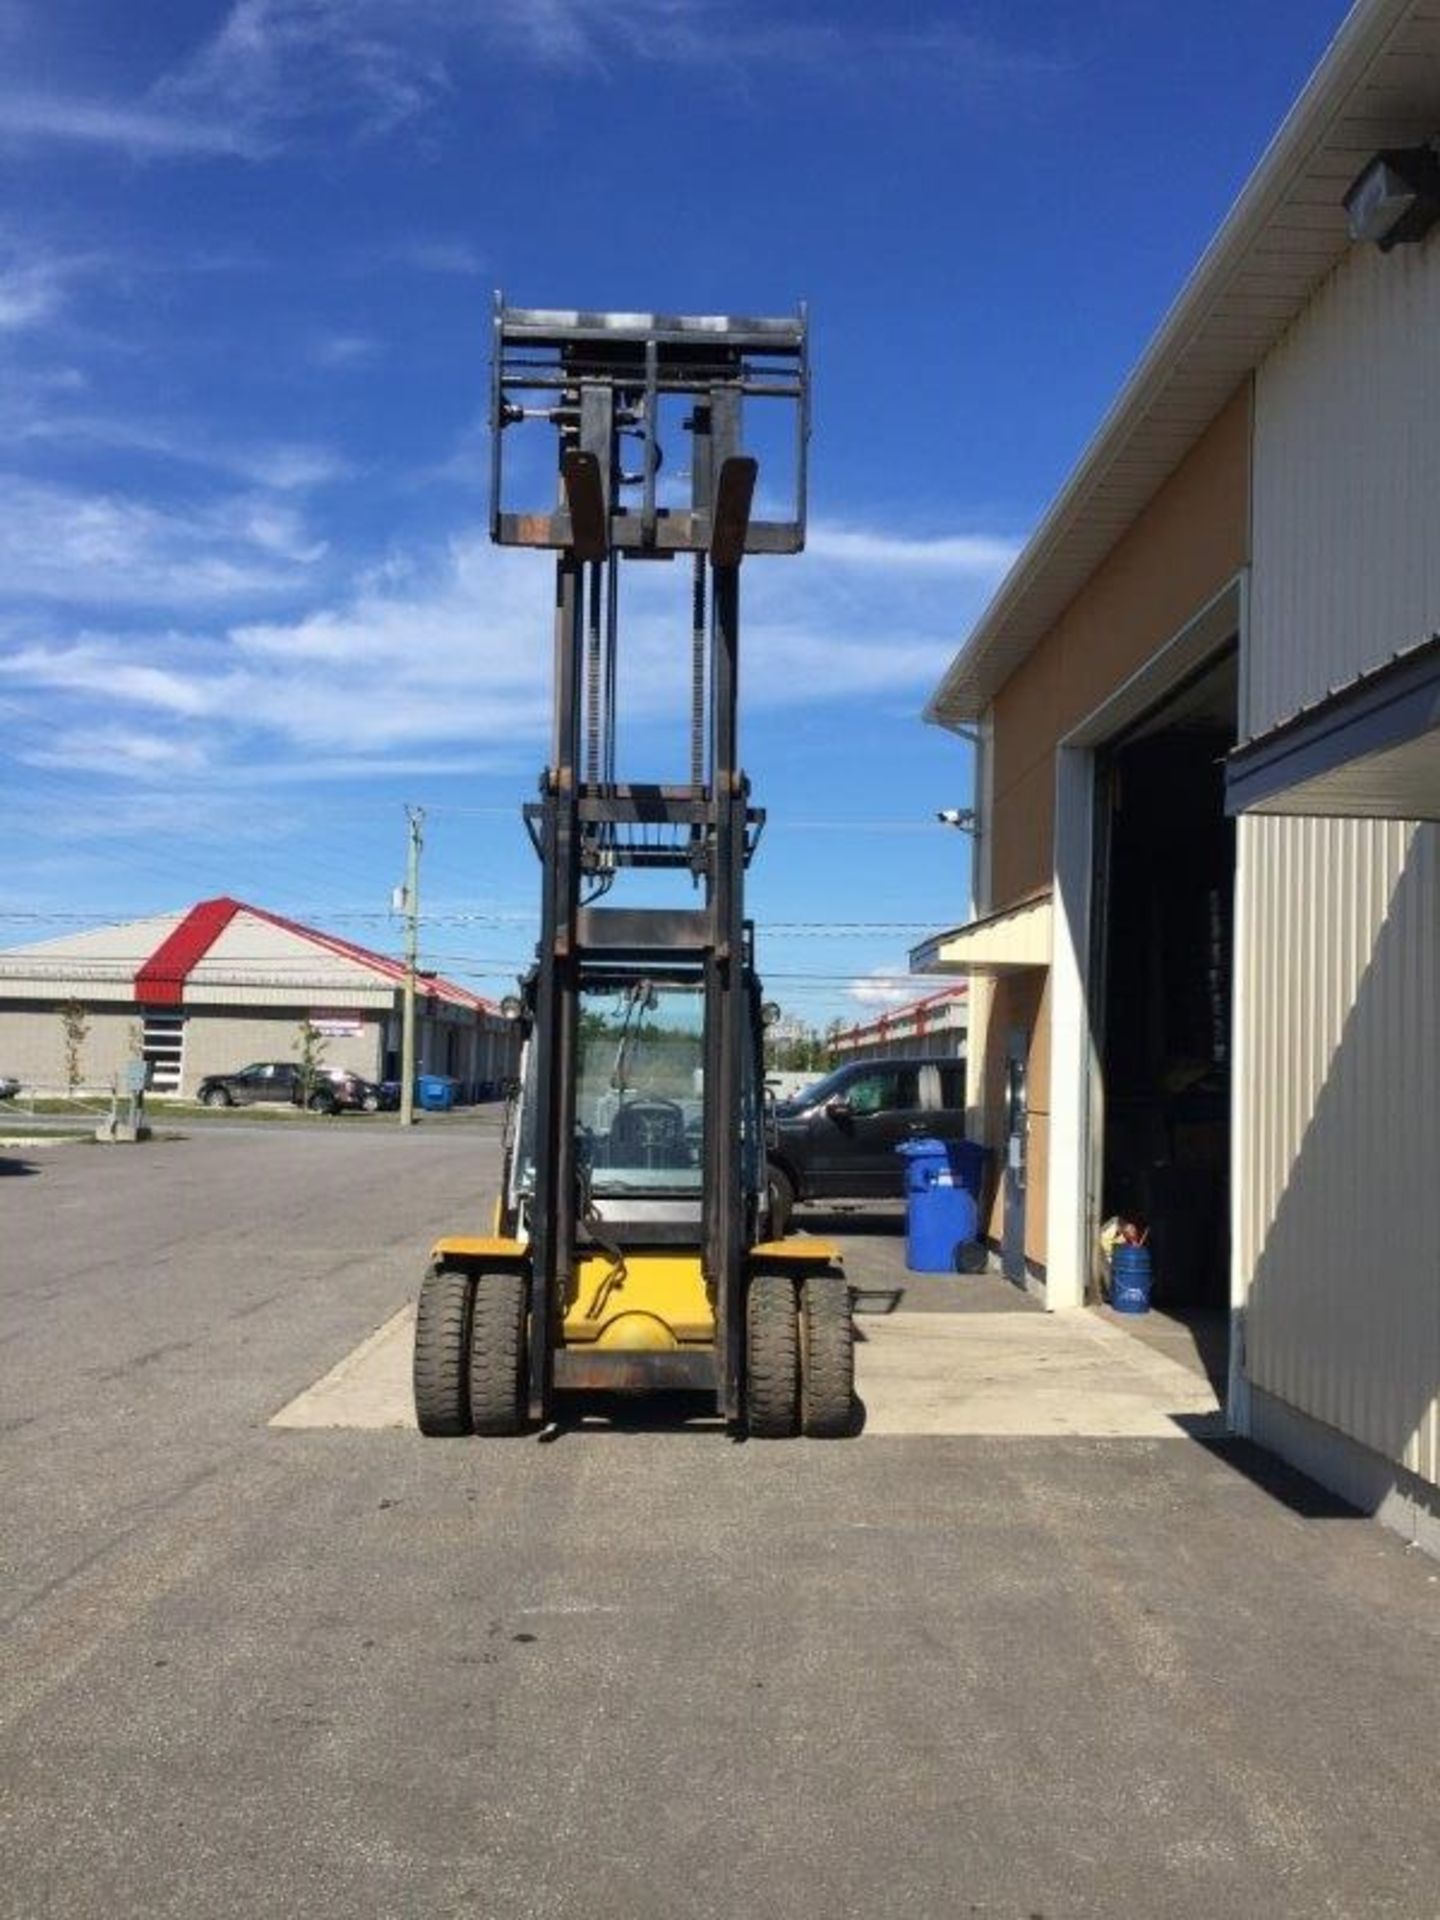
[323,1067,392,1111]
[766,1056,969,1235]
[196,1062,349,1113]
[0,1074,20,1101]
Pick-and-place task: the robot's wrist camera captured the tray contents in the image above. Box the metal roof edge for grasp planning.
[928,0,1415,724]
[908,887,1054,973]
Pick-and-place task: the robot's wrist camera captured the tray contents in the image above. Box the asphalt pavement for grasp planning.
[3,1124,1439,1920]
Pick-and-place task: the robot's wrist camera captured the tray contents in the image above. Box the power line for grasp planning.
[0,908,940,933]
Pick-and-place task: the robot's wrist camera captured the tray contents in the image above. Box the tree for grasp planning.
[59,1000,90,1093]
[763,1013,835,1076]
[294,1019,329,1106]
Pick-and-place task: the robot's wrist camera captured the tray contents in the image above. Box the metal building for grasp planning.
[831,982,968,1066]
[920,0,1440,1550]
[0,896,518,1101]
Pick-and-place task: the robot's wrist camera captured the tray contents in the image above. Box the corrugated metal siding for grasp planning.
[1237,815,1439,1486]
[1250,237,1440,735]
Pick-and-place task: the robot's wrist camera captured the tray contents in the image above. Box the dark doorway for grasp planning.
[1094,647,1237,1324]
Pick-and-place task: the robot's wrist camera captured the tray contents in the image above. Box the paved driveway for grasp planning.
[3,1127,1438,1920]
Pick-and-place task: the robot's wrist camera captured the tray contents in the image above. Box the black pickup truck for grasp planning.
[766,1056,967,1234]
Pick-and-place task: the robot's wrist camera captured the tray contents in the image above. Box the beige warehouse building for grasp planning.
[919,0,1439,1551]
[0,896,518,1101]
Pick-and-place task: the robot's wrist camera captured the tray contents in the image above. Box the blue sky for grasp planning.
[0,0,1351,1025]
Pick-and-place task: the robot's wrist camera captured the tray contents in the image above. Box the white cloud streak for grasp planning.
[807,524,1022,576]
[309,332,381,369]
[0,90,267,158]
[846,969,924,1008]
[0,473,326,607]
[0,1,1060,163]
[26,724,212,777]
[0,254,62,331]
[0,508,1016,782]
[151,0,453,144]
[11,414,352,492]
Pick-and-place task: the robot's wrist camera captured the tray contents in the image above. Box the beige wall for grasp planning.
[0,1005,140,1091]
[990,385,1251,904]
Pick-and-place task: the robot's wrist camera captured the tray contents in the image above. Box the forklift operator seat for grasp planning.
[608,1098,690,1170]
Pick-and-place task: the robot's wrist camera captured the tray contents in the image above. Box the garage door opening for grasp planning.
[1092,645,1237,1388]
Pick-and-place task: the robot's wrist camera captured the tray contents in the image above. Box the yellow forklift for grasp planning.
[412,302,853,1438]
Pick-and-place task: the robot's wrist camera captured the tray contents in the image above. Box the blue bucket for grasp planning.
[1111,1243,1153,1314]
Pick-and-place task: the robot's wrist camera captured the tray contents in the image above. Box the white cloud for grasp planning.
[806,524,1022,576]
[483,0,1061,85]
[0,641,215,716]
[0,474,326,607]
[0,503,1017,781]
[233,442,351,491]
[310,332,380,369]
[0,90,266,158]
[152,0,453,143]
[12,413,351,492]
[0,237,106,336]
[0,254,61,331]
[372,237,483,276]
[24,724,212,777]
[846,968,923,1008]
[0,3,1058,166]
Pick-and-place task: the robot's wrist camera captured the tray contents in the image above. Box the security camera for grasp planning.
[936,807,975,828]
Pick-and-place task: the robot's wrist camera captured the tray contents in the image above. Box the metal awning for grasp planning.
[909,891,1052,977]
[1226,635,1440,820]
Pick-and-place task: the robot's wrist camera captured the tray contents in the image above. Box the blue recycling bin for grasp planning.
[897,1137,984,1274]
[416,1074,455,1112]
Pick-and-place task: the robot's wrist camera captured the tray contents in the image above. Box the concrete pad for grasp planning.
[269,1306,417,1429]
[856,1310,1222,1437]
[271,1302,1222,1438]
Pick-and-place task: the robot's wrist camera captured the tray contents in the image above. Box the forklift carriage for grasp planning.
[412,302,853,1438]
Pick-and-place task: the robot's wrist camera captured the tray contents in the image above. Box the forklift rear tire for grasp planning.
[746,1273,799,1438]
[468,1272,527,1436]
[799,1270,854,1438]
[413,1267,474,1437]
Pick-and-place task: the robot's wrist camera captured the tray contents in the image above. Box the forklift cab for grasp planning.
[505,963,769,1248]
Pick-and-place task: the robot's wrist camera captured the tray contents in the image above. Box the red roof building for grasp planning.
[0,897,517,1099]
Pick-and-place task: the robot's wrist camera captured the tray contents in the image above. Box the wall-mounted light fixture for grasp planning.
[1343,143,1440,252]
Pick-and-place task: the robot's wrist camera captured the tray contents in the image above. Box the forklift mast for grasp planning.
[490,301,810,1422]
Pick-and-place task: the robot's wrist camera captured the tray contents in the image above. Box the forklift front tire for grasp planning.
[746,1273,799,1438]
[413,1267,474,1437]
[468,1272,528,1436]
[799,1270,854,1438]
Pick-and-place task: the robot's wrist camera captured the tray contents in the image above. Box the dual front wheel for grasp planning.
[412,1267,527,1437]
[746,1270,854,1439]
[414,1264,854,1440]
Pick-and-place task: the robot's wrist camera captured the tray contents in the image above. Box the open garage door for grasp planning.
[1092,647,1237,1371]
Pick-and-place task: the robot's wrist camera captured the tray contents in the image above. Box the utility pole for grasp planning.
[398,805,425,1127]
